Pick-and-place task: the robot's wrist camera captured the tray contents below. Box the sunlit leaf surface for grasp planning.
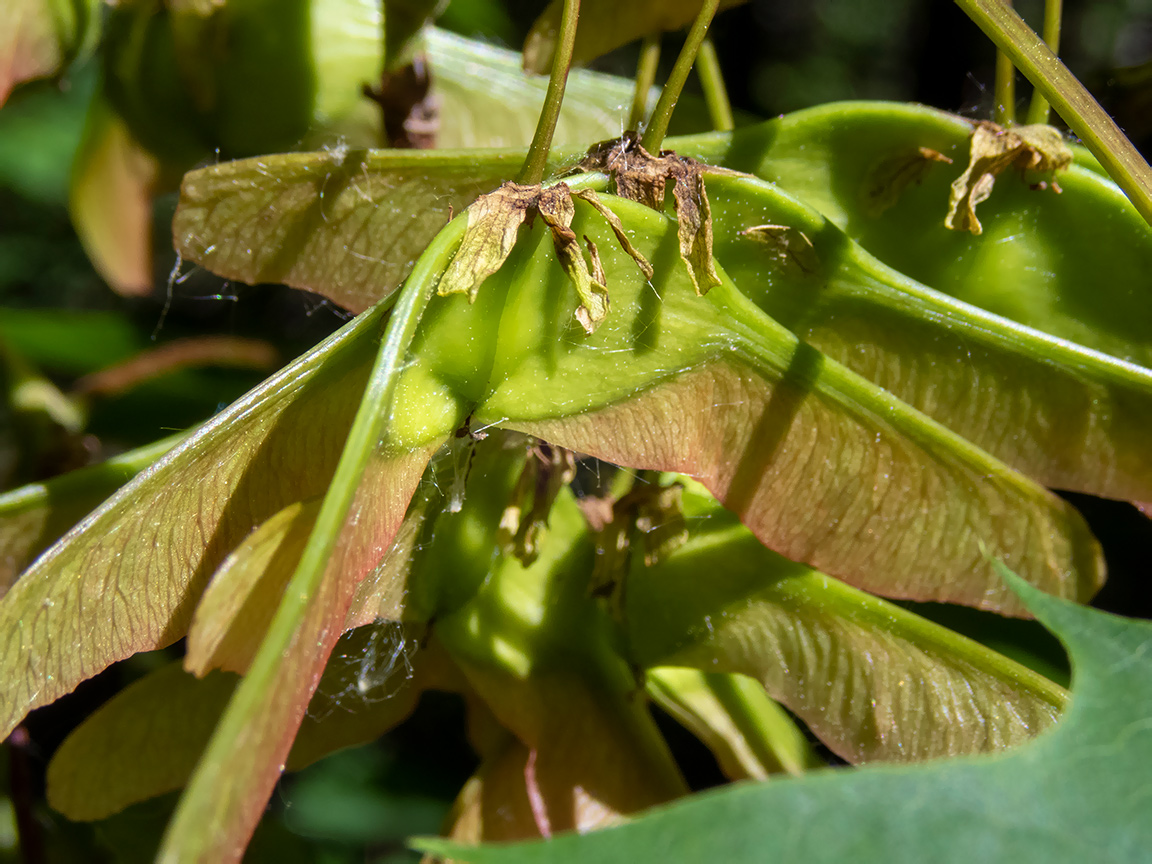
[158,443,435,864]
[174,148,523,312]
[27,96,1140,860]
[185,499,321,676]
[676,102,1152,368]
[450,194,1102,612]
[0,435,179,595]
[186,478,438,676]
[175,105,1152,507]
[416,571,1152,864]
[645,667,819,780]
[172,24,722,313]
[425,28,713,150]
[704,172,1152,502]
[522,0,747,75]
[69,93,158,295]
[47,622,435,822]
[629,484,1066,763]
[154,224,468,864]
[0,304,385,741]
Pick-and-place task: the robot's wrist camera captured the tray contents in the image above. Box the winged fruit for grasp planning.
[2,11,1150,864]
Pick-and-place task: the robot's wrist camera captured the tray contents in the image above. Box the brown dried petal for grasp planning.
[580,138,731,295]
[438,178,657,330]
[739,224,821,276]
[438,182,538,300]
[574,189,654,280]
[863,147,953,218]
[538,184,610,333]
[946,121,1073,235]
[586,236,607,287]
[536,182,576,228]
[672,166,722,295]
[616,160,669,210]
[499,443,578,565]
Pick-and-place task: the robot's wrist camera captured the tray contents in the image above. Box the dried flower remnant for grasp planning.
[437,181,652,333]
[437,182,542,302]
[586,478,690,612]
[863,147,954,217]
[738,224,821,276]
[945,121,1073,235]
[498,442,578,566]
[364,57,439,150]
[536,185,611,333]
[580,135,742,295]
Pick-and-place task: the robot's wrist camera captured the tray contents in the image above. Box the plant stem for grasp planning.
[628,33,662,132]
[518,0,580,185]
[643,0,722,152]
[1025,0,1062,125]
[994,52,1016,124]
[994,0,1016,125]
[696,36,734,131]
[956,0,1152,228]
[158,215,469,863]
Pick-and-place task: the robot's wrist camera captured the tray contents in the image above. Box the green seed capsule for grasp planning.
[673,101,1152,368]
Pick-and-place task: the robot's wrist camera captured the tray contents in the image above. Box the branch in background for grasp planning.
[72,337,279,398]
[696,36,734,132]
[628,33,662,132]
[644,0,722,151]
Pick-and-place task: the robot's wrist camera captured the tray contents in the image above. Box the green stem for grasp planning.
[157,217,468,863]
[995,47,1016,124]
[993,0,1015,125]
[696,36,734,132]
[1025,0,1062,125]
[956,0,1152,228]
[518,0,580,185]
[628,33,662,132]
[643,0,722,152]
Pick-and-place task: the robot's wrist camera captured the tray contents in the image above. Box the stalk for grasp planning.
[696,36,734,132]
[993,0,1016,125]
[1025,0,1062,125]
[956,0,1152,228]
[995,43,1016,124]
[157,218,466,863]
[643,0,722,152]
[628,33,662,132]
[518,0,580,185]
